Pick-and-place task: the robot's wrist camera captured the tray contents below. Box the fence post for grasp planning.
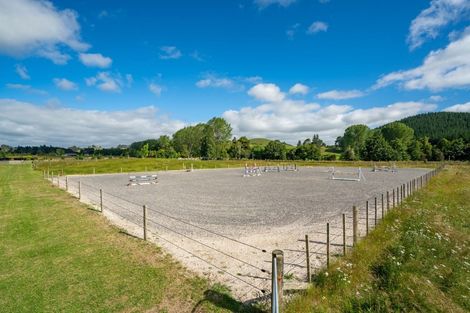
[374,197,378,226]
[393,189,395,208]
[352,206,358,246]
[387,191,390,212]
[305,235,311,283]
[326,223,330,268]
[100,189,103,212]
[365,201,369,235]
[397,187,400,205]
[381,194,384,219]
[272,250,283,309]
[78,181,81,200]
[342,214,346,255]
[143,205,147,241]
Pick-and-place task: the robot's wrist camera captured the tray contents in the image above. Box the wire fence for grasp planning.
[44,164,444,302]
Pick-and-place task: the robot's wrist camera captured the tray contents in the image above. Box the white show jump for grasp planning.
[243,164,261,177]
[330,167,366,182]
[372,163,397,173]
[128,175,158,186]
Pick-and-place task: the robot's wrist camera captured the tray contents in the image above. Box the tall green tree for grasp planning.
[264,140,287,160]
[172,124,205,158]
[361,132,394,161]
[341,125,370,159]
[381,122,414,146]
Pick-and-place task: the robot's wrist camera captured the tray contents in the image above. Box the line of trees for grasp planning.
[336,122,470,161]
[2,116,469,161]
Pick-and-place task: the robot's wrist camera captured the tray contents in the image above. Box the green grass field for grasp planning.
[0,164,263,313]
[286,164,470,313]
[33,158,441,176]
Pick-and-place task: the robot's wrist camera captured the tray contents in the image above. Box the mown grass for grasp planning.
[33,158,440,176]
[0,164,263,313]
[285,164,470,313]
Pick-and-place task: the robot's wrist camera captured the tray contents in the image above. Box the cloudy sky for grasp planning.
[1,0,470,147]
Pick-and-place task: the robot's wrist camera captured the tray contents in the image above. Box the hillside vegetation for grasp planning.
[399,112,470,142]
[286,164,470,313]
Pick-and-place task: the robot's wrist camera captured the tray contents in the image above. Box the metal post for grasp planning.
[326,223,330,268]
[305,235,311,283]
[353,206,358,246]
[143,205,147,241]
[342,214,346,255]
[272,250,283,310]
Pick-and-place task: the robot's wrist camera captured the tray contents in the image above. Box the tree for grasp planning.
[381,122,414,146]
[408,139,423,161]
[361,132,394,161]
[201,125,216,159]
[139,143,149,158]
[341,125,370,159]
[172,124,205,158]
[420,136,433,161]
[264,140,287,160]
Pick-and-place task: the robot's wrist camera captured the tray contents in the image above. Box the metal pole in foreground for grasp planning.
[272,250,283,311]
[305,235,311,283]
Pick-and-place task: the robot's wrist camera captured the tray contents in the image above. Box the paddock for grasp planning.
[60,166,431,300]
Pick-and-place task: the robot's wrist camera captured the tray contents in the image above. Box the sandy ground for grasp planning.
[55,166,430,301]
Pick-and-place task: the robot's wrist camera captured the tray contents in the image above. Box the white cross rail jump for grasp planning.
[329,167,366,182]
[127,175,158,186]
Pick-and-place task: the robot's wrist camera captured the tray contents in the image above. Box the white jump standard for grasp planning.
[243,164,261,177]
[330,167,366,182]
[128,175,158,186]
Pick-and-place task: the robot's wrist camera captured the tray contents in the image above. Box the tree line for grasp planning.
[2,114,470,161]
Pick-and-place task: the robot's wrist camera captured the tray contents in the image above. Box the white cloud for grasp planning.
[0,98,185,147]
[286,23,300,40]
[149,83,164,96]
[408,0,470,50]
[53,78,78,91]
[254,0,296,9]
[85,72,126,93]
[248,83,286,102]
[79,53,112,68]
[223,83,435,143]
[195,73,258,92]
[6,83,47,95]
[0,0,89,64]
[429,95,445,102]
[289,83,309,95]
[15,64,30,80]
[307,21,328,34]
[375,29,470,91]
[159,46,182,59]
[317,89,365,100]
[444,101,470,112]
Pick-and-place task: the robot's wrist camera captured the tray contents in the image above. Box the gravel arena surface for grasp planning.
[57,166,431,301]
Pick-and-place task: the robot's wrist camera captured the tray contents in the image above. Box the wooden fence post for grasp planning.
[272,250,284,307]
[353,206,358,246]
[393,189,395,208]
[374,197,378,226]
[387,191,390,212]
[342,214,346,255]
[305,235,311,283]
[365,201,369,235]
[326,223,330,268]
[65,176,68,191]
[143,205,147,241]
[78,181,81,200]
[381,194,384,219]
[100,189,103,212]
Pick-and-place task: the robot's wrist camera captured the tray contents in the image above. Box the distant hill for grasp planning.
[249,138,272,147]
[249,138,294,148]
[398,112,470,142]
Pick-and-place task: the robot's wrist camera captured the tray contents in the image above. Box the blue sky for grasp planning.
[1,0,470,146]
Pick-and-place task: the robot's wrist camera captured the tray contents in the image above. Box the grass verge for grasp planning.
[285,164,470,312]
[0,164,262,313]
[33,158,441,176]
